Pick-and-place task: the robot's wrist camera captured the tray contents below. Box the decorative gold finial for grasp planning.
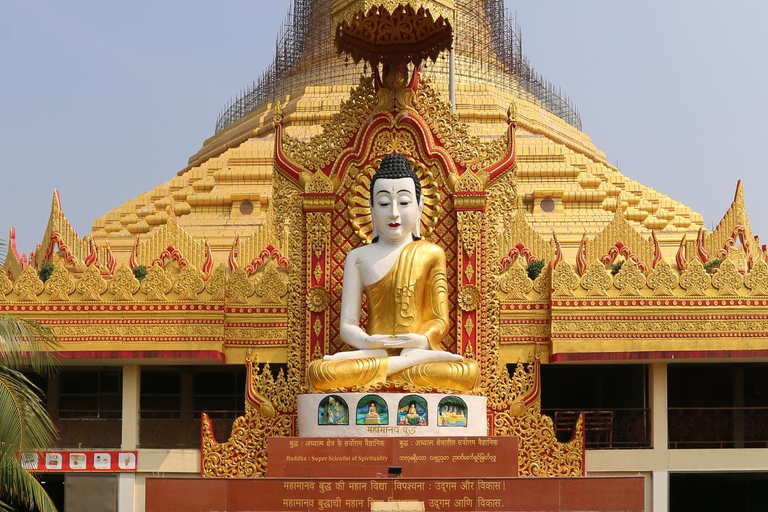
[507,101,517,123]
[273,102,282,125]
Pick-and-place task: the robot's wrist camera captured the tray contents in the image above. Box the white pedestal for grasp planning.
[298,393,487,437]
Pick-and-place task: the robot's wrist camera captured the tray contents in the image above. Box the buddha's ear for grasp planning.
[413,195,425,239]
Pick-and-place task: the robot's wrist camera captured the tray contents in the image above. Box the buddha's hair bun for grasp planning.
[370,153,421,202]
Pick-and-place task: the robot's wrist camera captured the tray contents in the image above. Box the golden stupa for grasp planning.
[87,0,702,262]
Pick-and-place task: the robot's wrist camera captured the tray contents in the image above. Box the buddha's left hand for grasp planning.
[376,333,429,349]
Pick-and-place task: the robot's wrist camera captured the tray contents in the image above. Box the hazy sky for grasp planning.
[2,1,767,254]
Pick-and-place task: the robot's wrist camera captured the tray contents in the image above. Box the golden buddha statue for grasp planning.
[307,154,479,392]
[364,402,380,424]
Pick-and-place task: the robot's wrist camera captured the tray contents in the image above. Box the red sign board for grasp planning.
[268,437,518,478]
[146,476,646,512]
[20,450,137,473]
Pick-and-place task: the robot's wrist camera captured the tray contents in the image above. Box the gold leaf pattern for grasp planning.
[580,261,611,296]
[206,264,226,300]
[76,265,107,301]
[458,211,483,255]
[613,259,646,296]
[745,259,768,295]
[306,287,330,312]
[13,266,44,302]
[499,260,533,300]
[108,264,140,301]
[679,260,711,296]
[647,259,678,296]
[0,270,13,299]
[464,261,475,282]
[711,258,743,296]
[226,268,255,304]
[253,262,288,304]
[140,265,172,301]
[306,212,330,258]
[464,316,474,336]
[552,262,579,297]
[532,264,551,298]
[173,264,205,301]
[44,263,75,301]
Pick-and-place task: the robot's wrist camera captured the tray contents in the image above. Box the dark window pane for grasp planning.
[141,396,181,412]
[101,371,122,393]
[141,371,181,393]
[194,372,236,395]
[59,395,98,412]
[194,396,237,412]
[60,372,98,394]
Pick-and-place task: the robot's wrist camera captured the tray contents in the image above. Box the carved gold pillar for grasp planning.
[454,176,487,375]
[303,184,333,363]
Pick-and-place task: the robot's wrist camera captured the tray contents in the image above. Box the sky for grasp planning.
[1,1,767,254]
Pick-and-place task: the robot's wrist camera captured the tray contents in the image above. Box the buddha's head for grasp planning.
[369,154,424,244]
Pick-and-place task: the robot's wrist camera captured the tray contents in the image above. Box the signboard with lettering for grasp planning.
[20,450,137,473]
[147,476,645,512]
[267,437,517,478]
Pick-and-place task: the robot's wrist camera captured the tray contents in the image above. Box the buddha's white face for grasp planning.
[371,177,422,244]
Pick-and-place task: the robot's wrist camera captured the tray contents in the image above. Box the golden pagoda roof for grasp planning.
[82,0,701,260]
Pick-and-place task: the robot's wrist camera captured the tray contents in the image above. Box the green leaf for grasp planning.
[0,456,57,512]
[0,315,60,375]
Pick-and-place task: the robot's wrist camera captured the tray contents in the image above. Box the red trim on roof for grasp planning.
[550,350,768,362]
[56,350,226,362]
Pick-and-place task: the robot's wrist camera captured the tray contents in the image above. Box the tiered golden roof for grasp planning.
[84,0,701,259]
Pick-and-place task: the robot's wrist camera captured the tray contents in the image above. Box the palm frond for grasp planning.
[0,315,60,374]
[0,456,57,512]
[0,366,58,467]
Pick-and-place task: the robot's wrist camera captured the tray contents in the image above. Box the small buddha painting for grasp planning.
[438,396,468,427]
[318,395,349,425]
[397,395,428,426]
[356,395,388,425]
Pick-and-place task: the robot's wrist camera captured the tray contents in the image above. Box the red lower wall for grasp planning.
[146,476,644,512]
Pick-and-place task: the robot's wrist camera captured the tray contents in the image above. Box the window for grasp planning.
[668,363,768,448]
[138,366,246,449]
[539,197,556,212]
[58,369,122,419]
[140,370,182,419]
[539,364,650,449]
[194,368,246,419]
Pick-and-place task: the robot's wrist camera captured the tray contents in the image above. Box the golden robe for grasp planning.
[308,240,479,391]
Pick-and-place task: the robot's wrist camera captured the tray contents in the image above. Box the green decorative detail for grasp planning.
[132,265,147,281]
[526,260,545,281]
[37,262,54,283]
[610,260,624,276]
[704,257,723,274]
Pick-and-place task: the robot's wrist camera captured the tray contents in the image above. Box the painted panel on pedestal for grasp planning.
[397,395,428,426]
[317,395,349,425]
[356,395,388,425]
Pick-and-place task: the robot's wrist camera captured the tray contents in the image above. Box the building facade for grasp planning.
[4,1,767,511]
